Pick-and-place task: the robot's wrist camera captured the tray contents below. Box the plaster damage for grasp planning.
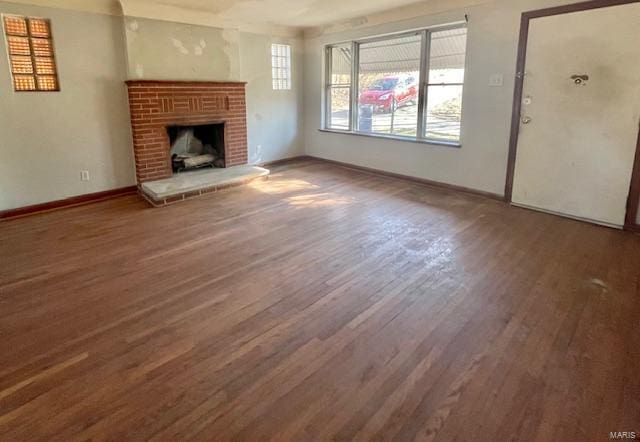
[123,17,236,80]
[221,29,241,78]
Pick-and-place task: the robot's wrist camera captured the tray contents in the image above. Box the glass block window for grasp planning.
[271,44,291,90]
[3,15,59,92]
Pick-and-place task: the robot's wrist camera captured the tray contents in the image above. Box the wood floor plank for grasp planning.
[1,159,638,441]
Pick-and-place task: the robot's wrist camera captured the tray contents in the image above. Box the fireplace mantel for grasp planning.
[126,80,248,183]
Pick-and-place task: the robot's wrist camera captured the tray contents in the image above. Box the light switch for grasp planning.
[489,73,504,87]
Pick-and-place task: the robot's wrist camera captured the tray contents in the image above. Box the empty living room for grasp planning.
[1,0,639,440]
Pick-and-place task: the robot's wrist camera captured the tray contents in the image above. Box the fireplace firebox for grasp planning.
[168,123,225,173]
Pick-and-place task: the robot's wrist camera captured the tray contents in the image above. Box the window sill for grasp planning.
[318,129,461,148]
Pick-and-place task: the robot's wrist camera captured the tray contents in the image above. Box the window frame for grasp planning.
[271,43,291,91]
[322,23,467,147]
[324,42,356,131]
[2,14,60,92]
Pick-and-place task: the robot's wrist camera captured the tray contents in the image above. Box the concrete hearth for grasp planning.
[140,165,269,206]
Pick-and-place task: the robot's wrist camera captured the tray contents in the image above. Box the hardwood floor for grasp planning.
[1,159,639,441]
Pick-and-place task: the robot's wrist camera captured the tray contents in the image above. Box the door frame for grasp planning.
[503,0,640,231]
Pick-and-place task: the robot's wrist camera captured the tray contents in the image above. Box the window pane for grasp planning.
[424,27,466,142]
[10,55,34,74]
[3,16,28,36]
[329,45,351,85]
[31,38,53,57]
[7,36,31,55]
[357,34,421,137]
[327,44,352,129]
[37,75,58,91]
[28,18,50,38]
[13,74,36,91]
[35,57,56,75]
[428,28,467,84]
[328,86,350,130]
[425,85,462,142]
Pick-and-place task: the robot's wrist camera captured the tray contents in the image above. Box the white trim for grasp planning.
[510,202,623,230]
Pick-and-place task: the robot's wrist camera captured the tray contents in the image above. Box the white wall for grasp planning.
[302,0,618,197]
[239,32,304,164]
[122,17,304,165]
[0,2,135,211]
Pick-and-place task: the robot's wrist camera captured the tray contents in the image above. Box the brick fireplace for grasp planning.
[125,80,248,183]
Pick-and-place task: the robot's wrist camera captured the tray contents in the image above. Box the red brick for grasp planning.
[126,81,247,183]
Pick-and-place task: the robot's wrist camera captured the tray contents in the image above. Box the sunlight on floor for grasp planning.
[248,178,320,194]
[247,175,355,207]
[286,192,355,207]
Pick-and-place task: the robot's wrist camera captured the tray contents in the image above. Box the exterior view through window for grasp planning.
[358,34,421,137]
[326,44,352,130]
[324,25,467,144]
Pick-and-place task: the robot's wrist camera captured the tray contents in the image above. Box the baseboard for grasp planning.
[0,186,138,221]
[305,155,504,201]
[625,223,640,234]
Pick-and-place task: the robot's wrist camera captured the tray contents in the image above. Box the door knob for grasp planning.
[521,116,532,124]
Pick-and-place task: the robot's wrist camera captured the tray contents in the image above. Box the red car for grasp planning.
[359,75,418,113]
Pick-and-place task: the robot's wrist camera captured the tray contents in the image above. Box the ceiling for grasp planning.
[7,0,432,30]
[141,0,429,28]
[9,0,486,36]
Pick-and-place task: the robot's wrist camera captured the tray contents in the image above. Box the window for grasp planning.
[271,44,291,90]
[357,33,421,137]
[3,14,59,91]
[324,25,467,145]
[424,28,466,142]
[325,43,352,130]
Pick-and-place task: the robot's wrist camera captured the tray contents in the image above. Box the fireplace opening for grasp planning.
[168,123,225,173]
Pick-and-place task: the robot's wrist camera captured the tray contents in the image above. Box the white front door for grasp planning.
[511,3,640,227]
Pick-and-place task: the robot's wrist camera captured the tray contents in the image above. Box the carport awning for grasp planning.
[331,27,466,75]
